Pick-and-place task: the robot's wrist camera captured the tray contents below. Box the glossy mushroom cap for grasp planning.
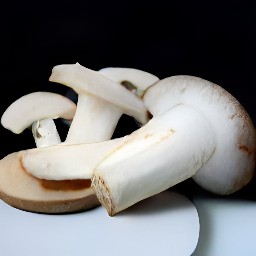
[144,75,256,195]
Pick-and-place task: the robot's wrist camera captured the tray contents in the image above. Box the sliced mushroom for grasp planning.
[22,138,125,180]
[14,104,215,216]
[98,67,159,97]
[1,92,76,147]
[0,137,127,213]
[0,151,99,213]
[89,76,255,215]
[0,65,158,213]
[49,63,149,144]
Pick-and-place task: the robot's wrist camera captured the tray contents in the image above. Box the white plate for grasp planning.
[192,196,256,256]
[0,190,199,256]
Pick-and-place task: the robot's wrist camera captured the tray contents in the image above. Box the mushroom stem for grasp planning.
[91,105,216,216]
[49,63,149,145]
[65,93,122,144]
[32,119,61,147]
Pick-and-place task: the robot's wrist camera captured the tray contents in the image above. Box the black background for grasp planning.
[0,0,255,198]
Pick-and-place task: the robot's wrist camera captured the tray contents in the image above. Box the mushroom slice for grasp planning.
[0,137,126,213]
[0,151,99,213]
[49,63,148,144]
[22,137,125,180]
[91,104,215,216]
[98,67,159,97]
[144,75,256,195]
[1,92,76,147]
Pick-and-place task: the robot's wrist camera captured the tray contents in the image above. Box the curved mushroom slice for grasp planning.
[91,105,215,216]
[49,63,148,144]
[98,67,159,97]
[22,137,125,180]
[0,152,99,213]
[1,92,76,147]
[144,75,256,195]
[0,137,125,213]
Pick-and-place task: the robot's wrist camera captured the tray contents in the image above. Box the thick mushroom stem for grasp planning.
[91,105,216,216]
[32,119,61,147]
[65,93,122,144]
[143,75,256,195]
[49,63,149,144]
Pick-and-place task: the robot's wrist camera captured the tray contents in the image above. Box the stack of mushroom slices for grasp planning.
[0,63,255,216]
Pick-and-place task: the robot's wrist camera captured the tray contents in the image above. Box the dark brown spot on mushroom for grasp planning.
[238,144,251,155]
[229,114,236,120]
[121,80,137,94]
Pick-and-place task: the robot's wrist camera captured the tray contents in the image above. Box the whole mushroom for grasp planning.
[143,75,256,195]
[90,75,256,215]
[22,75,256,216]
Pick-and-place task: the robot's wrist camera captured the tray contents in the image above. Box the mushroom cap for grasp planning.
[98,67,159,97]
[0,151,99,213]
[144,75,256,195]
[1,92,76,134]
[49,63,148,124]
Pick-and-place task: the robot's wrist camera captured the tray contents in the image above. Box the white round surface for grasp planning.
[0,190,199,256]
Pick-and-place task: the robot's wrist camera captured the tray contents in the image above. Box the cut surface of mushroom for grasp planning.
[49,63,149,144]
[144,75,256,195]
[0,151,99,213]
[91,104,215,216]
[0,138,126,213]
[1,91,76,147]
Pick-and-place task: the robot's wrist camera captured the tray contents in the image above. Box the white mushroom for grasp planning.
[91,105,216,215]
[49,63,149,144]
[89,75,255,215]
[0,64,160,214]
[22,137,125,180]
[143,75,256,195]
[1,92,76,147]
[99,67,159,97]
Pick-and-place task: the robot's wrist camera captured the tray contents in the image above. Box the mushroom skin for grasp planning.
[143,75,256,195]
